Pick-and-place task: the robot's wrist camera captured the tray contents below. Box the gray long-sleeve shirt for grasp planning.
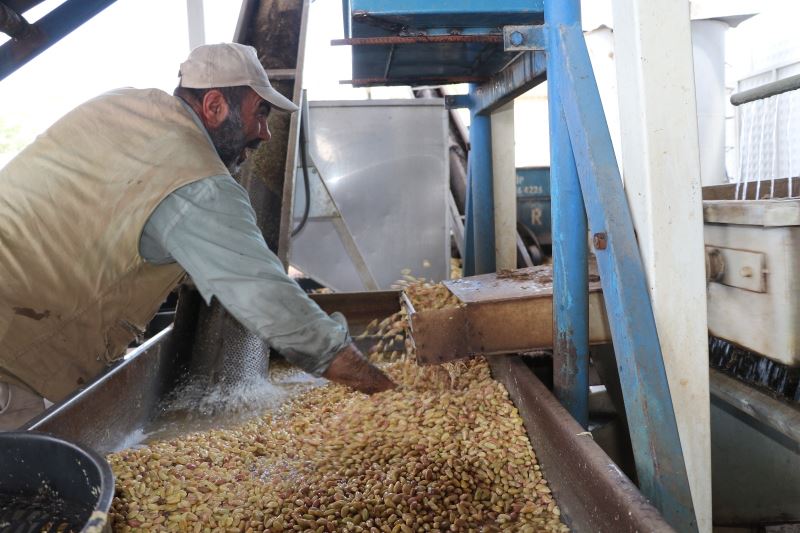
[138,102,348,377]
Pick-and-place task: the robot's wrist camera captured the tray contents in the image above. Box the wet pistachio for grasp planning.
[107,282,568,532]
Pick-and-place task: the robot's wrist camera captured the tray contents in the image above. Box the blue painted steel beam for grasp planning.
[545,0,589,428]
[0,0,119,81]
[463,151,476,277]
[556,22,697,532]
[5,1,48,13]
[466,83,495,275]
[472,50,547,115]
[502,24,547,52]
[349,0,544,28]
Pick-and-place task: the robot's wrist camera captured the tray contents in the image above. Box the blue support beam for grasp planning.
[555,22,697,532]
[463,150,476,277]
[0,0,120,81]
[465,84,495,275]
[349,0,544,28]
[545,0,589,429]
[471,50,547,115]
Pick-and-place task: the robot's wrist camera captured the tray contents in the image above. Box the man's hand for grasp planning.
[322,343,397,395]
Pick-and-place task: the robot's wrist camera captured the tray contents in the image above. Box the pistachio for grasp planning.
[106,281,568,532]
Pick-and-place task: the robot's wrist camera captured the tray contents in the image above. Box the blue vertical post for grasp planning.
[557,24,697,529]
[463,153,476,277]
[467,84,496,275]
[545,0,589,427]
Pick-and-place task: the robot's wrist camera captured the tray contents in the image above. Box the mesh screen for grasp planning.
[189,300,269,387]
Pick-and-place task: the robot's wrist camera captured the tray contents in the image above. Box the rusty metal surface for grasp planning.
[489,356,675,532]
[310,290,400,333]
[702,177,797,200]
[446,265,596,302]
[343,75,487,87]
[332,35,503,46]
[470,50,547,115]
[408,265,610,364]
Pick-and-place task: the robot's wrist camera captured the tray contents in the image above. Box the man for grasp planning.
[0,43,395,430]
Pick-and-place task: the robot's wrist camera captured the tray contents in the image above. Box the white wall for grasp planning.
[514,84,549,168]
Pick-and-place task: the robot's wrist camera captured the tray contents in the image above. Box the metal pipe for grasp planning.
[0,2,32,40]
[467,83,496,275]
[545,0,589,427]
[730,72,800,106]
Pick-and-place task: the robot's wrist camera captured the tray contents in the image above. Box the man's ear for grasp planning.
[200,89,230,129]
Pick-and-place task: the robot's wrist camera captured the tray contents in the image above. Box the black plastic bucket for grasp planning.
[0,431,114,532]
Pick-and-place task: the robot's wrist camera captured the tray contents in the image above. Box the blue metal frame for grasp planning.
[466,83,495,275]
[463,146,476,276]
[556,21,697,532]
[342,0,544,85]
[471,50,547,114]
[349,0,544,27]
[545,0,589,429]
[343,2,697,528]
[0,0,120,81]
[461,9,697,532]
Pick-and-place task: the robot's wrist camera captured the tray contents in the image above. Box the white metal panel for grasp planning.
[705,218,800,366]
[611,0,712,530]
[290,99,449,292]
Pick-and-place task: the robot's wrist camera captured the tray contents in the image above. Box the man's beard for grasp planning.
[208,106,251,174]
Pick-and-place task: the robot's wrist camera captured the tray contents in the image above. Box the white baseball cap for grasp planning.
[178,43,298,113]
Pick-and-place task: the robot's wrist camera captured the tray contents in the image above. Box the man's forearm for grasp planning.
[141,176,354,377]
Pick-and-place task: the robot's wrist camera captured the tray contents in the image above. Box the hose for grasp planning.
[291,106,311,237]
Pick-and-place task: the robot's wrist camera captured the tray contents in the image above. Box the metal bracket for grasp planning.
[503,24,547,51]
[705,246,767,293]
[445,94,472,110]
